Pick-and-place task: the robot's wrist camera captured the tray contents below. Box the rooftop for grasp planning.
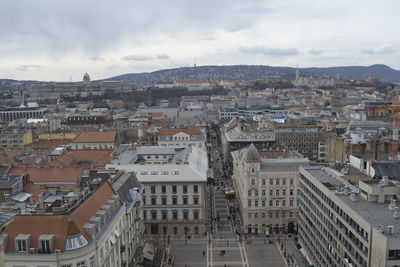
[159,128,203,136]
[303,166,400,238]
[72,130,116,143]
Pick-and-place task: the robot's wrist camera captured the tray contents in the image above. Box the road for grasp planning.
[167,127,289,267]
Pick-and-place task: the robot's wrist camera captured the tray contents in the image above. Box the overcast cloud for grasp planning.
[0,0,399,80]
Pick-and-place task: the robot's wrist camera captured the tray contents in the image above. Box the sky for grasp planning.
[0,0,399,81]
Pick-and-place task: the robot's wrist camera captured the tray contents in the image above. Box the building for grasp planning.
[299,166,400,267]
[71,130,117,150]
[0,175,25,203]
[107,145,208,236]
[0,213,15,267]
[110,171,145,266]
[231,144,309,234]
[0,105,48,122]
[158,128,206,150]
[3,182,127,267]
[0,128,33,148]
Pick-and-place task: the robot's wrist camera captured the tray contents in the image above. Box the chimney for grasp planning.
[106,199,116,214]
[83,223,96,239]
[96,210,106,225]
[101,204,111,220]
[90,216,101,232]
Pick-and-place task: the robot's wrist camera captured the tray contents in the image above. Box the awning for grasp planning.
[300,248,313,266]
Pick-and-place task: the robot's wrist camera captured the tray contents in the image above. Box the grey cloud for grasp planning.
[122,55,154,61]
[361,45,394,54]
[239,46,300,56]
[16,64,43,71]
[156,54,169,60]
[309,49,324,55]
[90,56,104,61]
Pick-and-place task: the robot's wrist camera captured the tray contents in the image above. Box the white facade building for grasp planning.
[107,145,208,236]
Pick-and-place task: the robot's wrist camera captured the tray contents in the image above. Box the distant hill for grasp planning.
[103,64,400,86]
[1,64,399,90]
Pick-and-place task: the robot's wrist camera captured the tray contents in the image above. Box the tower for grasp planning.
[83,72,91,84]
[295,65,300,82]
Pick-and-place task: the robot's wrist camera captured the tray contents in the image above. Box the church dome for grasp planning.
[83,72,90,80]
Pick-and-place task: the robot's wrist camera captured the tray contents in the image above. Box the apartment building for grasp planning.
[107,145,207,236]
[0,128,33,148]
[70,130,117,150]
[299,166,400,267]
[3,182,126,267]
[232,144,309,234]
[158,128,206,150]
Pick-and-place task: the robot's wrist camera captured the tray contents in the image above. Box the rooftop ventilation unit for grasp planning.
[388,226,394,235]
[377,225,383,233]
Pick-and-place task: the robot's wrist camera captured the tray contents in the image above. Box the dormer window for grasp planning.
[38,234,53,254]
[15,234,30,252]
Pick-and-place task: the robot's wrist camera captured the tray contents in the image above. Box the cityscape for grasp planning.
[1,1,400,267]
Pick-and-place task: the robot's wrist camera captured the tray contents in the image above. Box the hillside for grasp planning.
[103,64,400,86]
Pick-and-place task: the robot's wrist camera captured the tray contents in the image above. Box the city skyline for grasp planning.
[0,0,399,81]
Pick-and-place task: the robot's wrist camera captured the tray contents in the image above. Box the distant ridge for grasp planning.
[102,64,400,86]
[1,64,399,90]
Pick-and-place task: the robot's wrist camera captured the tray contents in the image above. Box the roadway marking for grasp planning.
[239,240,250,267]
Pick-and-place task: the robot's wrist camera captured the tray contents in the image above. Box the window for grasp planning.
[183,211,188,220]
[161,171,169,175]
[251,168,255,173]
[262,190,265,196]
[183,197,188,205]
[151,211,157,220]
[173,211,178,219]
[162,211,168,220]
[262,179,266,186]
[183,185,187,194]
[39,239,51,253]
[90,256,95,267]
[290,189,294,196]
[289,212,293,218]
[172,186,177,194]
[282,212,286,218]
[15,234,30,252]
[3,189,10,196]
[290,179,294,185]
[151,171,158,175]
[193,197,199,205]
[194,211,199,220]
[143,211,147,220]
[254,212,258,219]
[255,190,258,196]
[248,200,252,207]
[276,200,279,206]
[172,197,177,205]
[282,179,286,185]
[194,185,198,193]
[76,261,86,267]
[151,197,156,205]
[282,189,286,196]
[270,190,273,196]
[142,196,146,205]
[276,212,279,218]
[161,185,166,194]
[171,171,179,175]
[248,189,252,196]
[269,212,273,218]
[269,200,273,207]
[255,201,258,207]
[276,189,279,196]
[248,213,252,219]
[282,200,286,207]
[290,199,293,206]
[140,171,148,175]
[262,200,265,207]
[194,227,199,234]
[162,197,167,205]
[151,186,156,194]
[147,155,151,159]
[275,179,279,185]
[173,227,178,235]
[269,179,273,185]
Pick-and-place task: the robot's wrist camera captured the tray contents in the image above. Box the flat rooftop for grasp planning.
[304,166,400,238]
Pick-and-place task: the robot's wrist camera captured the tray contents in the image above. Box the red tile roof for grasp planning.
[72,131,116,143]
[51,149,113,167]
[4,182,116,252]
[159,128,203,136]
[9,166,83,183]
[25,139,69,149]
